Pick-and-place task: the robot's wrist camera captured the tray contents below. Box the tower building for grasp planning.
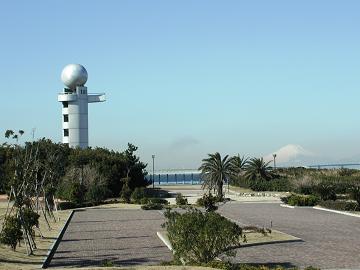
[58,64,105,148]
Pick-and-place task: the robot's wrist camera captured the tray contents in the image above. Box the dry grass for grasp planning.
[228,185,253,193]
[79,202,142,210]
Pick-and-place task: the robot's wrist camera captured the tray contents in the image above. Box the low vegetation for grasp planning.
[175,193,188,205]
[281,194,319,207]
[162,208,243,264]
[196,193,221,212]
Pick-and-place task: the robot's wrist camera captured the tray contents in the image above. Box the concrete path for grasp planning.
[49,208,172,268]
[218,202,360,269]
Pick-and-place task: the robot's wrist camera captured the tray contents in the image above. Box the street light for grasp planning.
[152,155,155,188]
[273,153,277,170]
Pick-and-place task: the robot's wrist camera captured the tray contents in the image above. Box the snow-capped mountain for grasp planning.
[264,144,318,167]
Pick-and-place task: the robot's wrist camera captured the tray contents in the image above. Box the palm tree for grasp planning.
[244,157,273,181]
[199,152,236,199]
[231,154,248,177]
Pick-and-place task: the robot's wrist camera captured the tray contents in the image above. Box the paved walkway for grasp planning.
[218,202,360,269]
[49,208,172,268]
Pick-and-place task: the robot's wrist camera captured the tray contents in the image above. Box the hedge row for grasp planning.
[318,200,359,211]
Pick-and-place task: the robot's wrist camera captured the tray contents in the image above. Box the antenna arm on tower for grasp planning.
[88,93,106,103]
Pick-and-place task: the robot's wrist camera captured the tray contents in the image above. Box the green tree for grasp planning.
[124,143,148,190]
[232,155,248,175]
[199,152,236,199]
[244,157,273,181]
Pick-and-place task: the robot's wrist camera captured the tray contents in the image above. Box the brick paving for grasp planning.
[218,202,360,269]
[49,208,172,268]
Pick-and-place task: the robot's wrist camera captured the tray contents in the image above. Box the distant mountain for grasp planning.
[264,144,320,167]
[263,144,360,168]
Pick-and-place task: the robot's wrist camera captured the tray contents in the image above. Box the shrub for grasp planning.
[281,194,319,206]
[22,208,40,235]
[0,216,23,251]
[349,184,360,205]
[131,187,146,203]
[149,197,169,204]
[319,200,359,211]
[58,201,78,210]
[141,203,164,210]
[57,181,87,204]
[196,193,218,212]
[140,197,149,204]
[231,177,251,189]
[163,209,242,264]
[86,183,109,204]
[175,193,188,205]
[101,259,114,267]
[313,182,337,201]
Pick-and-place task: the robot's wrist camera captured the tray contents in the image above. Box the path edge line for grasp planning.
[313,206,360,218]
[41,210,75,269]
[157,231,173,251]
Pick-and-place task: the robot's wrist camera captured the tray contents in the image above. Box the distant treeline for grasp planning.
[0,134,149,202]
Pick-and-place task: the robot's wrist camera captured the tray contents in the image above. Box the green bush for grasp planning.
[130,187,146,203]
[175,193,188,205]
[196,193,218,212]
[58,201,78,210]
[86,183,109,204]
[230,177,251,189]
[140,197,149,204]
[313,182,337,201]
[57,181,87,204]
[0,216,23,251]
[281,194,319,206]
[22,208,40,235]
[141,203,164,210]
[319,200,359,211]
[163,209,242,264]
[101,259,114,267]
[149,197,169,204]
[349,184,360,205]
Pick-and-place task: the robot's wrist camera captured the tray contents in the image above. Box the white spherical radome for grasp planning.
[61,64,88,90]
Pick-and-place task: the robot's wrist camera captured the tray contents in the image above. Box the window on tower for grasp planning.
[64,129,69,137]
[62,101,68,108]
[63,114,69,122]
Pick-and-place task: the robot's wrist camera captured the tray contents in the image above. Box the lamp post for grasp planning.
[273,154,277,170]
[152,155,155,188]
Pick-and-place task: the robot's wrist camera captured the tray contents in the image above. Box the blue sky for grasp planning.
[1,1,360,169]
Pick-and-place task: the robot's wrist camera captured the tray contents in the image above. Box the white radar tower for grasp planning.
[58,64,106,148]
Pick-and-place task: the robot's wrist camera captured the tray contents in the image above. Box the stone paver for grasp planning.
[49,208,172,268]
[218,202,360,269]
